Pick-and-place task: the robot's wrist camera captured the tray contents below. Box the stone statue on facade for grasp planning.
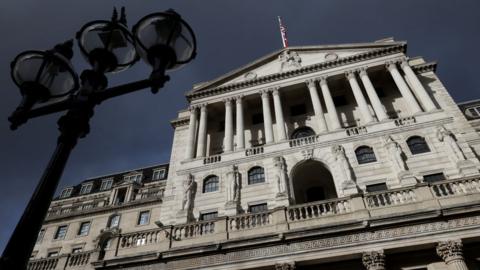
[273,156,288,196]
[226,165,241,204]
[385,136,407,173]
[332,145,355,187]
[436,126,466,162]
[278,50,302,72]
[181,173,196,211]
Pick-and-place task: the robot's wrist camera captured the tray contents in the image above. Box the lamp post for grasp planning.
[0,7,196,269]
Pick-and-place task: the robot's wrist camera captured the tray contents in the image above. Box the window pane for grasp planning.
[138,211,150,225]
[249,203,268,213]
[423,173,446,183]
[109,215,120,228]
[366,183,388,192]
[356,146,377,164]
[78,222,90,236]
[200,212,218,221]
[37,229,45,243]
[203,176,219,193]
[407,137,430,154]
[54,225,68,239]
[248,167,265,185]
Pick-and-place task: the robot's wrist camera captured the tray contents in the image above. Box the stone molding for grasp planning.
[171,117,190,128]
[436,239,464,263]
[275,262,295,270]
[186,44,406,101]
[362,250,386,270]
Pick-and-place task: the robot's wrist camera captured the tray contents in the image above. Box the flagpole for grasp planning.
[277,16,288,48]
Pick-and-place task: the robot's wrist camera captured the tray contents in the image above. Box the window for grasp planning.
[79,183,93,195]
[203,175,219,193]
[366,183,388,192]
[108,214,120,228]
[248,167,265,185]
[200,211,218,221]
[137,211,150,225]
[54,225,68,240]
[355,146,377,164]
[36,229,45,243]
[333,95,348,106]
[72,247,83,254]
[407,136,430,154]
[423,173,446,183]
[124,174,142,183]
[290,104,307,116]
[251,113,263,125]
[114,188,127,204]
[78,222,91,236]
[47,251,59,257]
[248,203,268,213]
[100,178,113,190]
[467,106,480,117]
[60,187,73,198]
[291,126,315,139]
[152,169,166,180]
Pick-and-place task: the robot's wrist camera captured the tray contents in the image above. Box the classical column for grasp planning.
[346,71,375,124]
[319,76,342,130]
[386,61,423,115]
[196,104,208,157]
[235,96,245,150]
[272,87,287,141]
[275,262,295,270]
[261,89,274,143]
[362,250,386,270]
[185,106,198,159]
[306,79,328,132]
[400,60,437,111]
[359,68,389,121]
[436,240,469,270]
[223,98,234,152]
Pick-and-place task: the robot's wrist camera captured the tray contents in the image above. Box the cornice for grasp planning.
[170,117,190,128]
[186,44,406,102]
[412,62,437,74]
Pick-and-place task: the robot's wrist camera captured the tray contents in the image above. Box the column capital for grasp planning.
[399,58,410,68]
[385,60,400,70]
[260,88,271,97]
[318,76,329,85]
[188,105,198,112]
[358,66,370,76]
[345,70,356,79]
[436,240,464,264]
[234,95,244,104]
[362,250,385,270]
[199,103,208,111]
[275,262,295,270]
[223,97,234,104]
[305,78,316,88]
[271,86,281,96]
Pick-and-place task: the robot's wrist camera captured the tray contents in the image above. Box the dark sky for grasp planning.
[1,0,479,253]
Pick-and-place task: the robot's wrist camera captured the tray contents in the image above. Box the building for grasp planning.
[28,38,480,270]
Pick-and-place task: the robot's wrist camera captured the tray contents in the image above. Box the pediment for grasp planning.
[190,39,405,94]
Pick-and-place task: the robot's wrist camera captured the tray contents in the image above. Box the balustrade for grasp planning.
[394,116,416,126]
[229,211,272,231]
[66,251,91,267]
[28,257,59,270]
[289,134,319,147]
[172,220,215,240]
[203,155,222,164]
[345,126,367,136]
[245,146,264,156]
[120,228,164,248]
[365,188,416,208]
[430,177,480,198]
[287,198,351,221]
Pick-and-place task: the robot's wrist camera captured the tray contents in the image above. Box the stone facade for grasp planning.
[29,38,480,270]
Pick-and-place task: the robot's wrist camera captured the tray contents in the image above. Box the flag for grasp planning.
[278,16,288,48]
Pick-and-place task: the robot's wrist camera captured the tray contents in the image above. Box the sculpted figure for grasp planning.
[436,126,466,162]
[226,165,241,203]
[279,50,302,72]
[181,174,196,211]
[273,156,288,194]
[385,136,407,172]
[332,145,355,185]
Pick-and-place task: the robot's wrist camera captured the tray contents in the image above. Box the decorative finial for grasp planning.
[119,7,127,26]
[53,40,74,60]
[111,7,118,22]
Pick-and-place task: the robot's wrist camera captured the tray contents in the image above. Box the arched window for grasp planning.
[291,126,315,139]
[407,136,430,154]
[355,146,377,164]
[248,167,265,185]
[107,214,120,228]
[203,175,219,193]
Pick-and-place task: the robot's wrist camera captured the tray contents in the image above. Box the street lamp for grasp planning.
[1,7,196,270]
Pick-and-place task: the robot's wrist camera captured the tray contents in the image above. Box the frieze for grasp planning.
[116,215,480,270]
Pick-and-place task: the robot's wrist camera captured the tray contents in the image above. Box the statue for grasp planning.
[278,50,302,72]
[436,126,466,162]
[385,136,407,173]
[181,174,196,211]
[226,165,241,203]
[332,145,355,186]
[273,156,288,195]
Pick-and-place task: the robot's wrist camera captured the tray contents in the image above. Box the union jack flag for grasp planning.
[278,16,288,48]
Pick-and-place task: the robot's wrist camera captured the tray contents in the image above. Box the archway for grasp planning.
[291,160,337,204]
[291,126,315,139]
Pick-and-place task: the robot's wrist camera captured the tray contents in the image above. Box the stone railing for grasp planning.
[172,220,216,240]
[28,256,60,270]
[430,177,480,198]
[289,134,319,147]
[203,155,222,164]
[140,189,165,199]
[66,251,92,268]
[287,198,351,222]
[47,201,105,217]
[365,187,416,208]
[345,126,367,136]
[245,146,264,156]
[394,116,416,126]
[229,210,273,231]
[120,228,165,248]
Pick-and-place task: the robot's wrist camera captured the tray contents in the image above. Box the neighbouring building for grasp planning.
[29,38,480,270]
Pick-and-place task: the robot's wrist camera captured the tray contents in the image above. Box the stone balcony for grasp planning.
[180,110,450,171]
[29,176,480,270]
